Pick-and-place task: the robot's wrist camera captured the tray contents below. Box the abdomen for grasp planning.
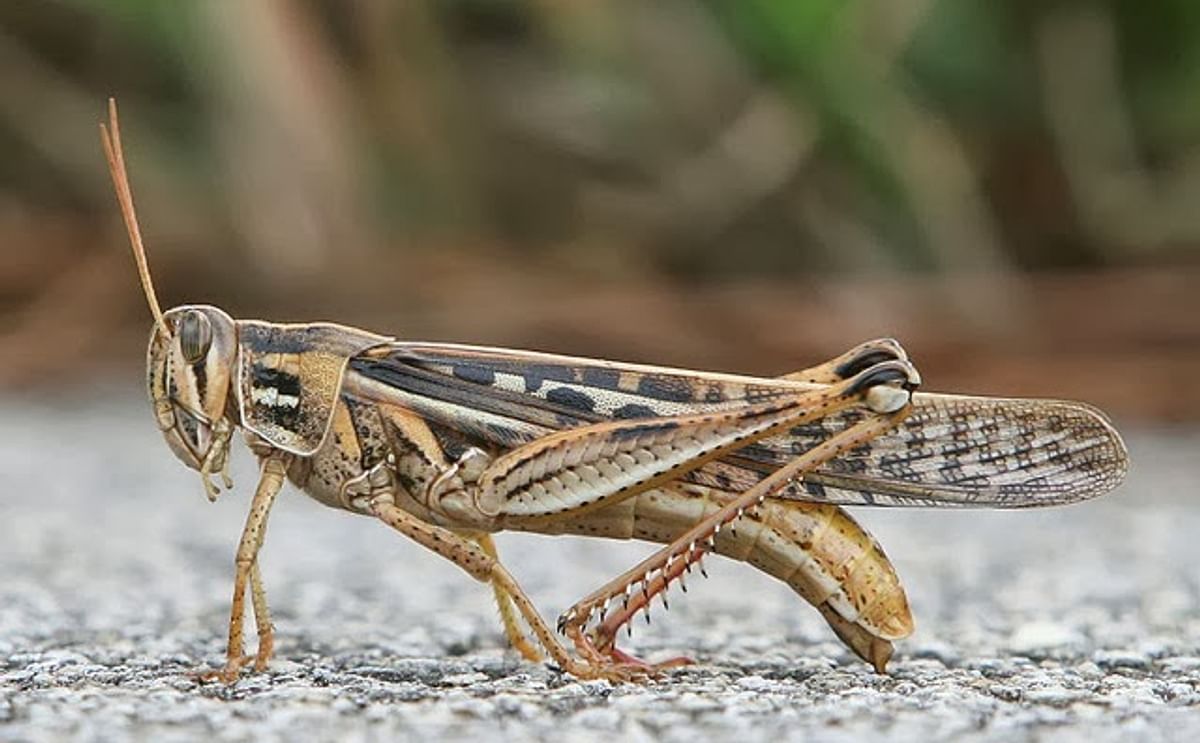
[528,484,913,670]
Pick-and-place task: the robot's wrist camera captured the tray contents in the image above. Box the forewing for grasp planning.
[701,393,1129,507]
[347,342,1128,508]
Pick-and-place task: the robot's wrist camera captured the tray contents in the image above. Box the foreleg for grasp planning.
[202,452,289,684]
[247,561,274,671]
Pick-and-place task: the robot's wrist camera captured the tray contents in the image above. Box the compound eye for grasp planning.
[178,311,213,365]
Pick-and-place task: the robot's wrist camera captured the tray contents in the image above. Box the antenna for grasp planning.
[99,97,170,337]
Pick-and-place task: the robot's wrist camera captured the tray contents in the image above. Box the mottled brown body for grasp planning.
[227,334,1122,674]
[275,375,915,671]
[99,98,1128,684]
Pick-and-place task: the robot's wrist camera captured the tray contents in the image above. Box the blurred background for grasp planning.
[1,0,1198,420]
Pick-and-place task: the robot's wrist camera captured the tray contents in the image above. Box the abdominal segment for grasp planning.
[533,483,913,671]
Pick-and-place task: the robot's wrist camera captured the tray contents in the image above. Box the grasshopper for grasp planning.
[99,99,1128,683]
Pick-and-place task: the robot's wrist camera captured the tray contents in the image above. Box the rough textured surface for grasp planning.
[1,389,1197,742]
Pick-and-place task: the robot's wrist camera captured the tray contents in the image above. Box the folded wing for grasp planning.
[348,343,1128,509]
[702,393,1127,507]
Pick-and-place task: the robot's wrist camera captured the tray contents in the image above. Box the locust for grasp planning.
[98,99,1128,683]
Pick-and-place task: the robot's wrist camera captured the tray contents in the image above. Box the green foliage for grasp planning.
[1,0,1196,278]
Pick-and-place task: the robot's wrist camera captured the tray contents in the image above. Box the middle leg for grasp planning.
[367,493,646,681]
[469,532,543,663]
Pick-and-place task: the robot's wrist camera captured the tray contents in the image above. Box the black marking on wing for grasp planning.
[523,370,546,393]
[545,387,597,413]
[582,367,621,389]
[636,375,694,403]
[453,363,496,386]
[522,363,576,393]
[613,403,657,420]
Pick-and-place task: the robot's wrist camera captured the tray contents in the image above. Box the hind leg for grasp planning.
[560,397,913,670]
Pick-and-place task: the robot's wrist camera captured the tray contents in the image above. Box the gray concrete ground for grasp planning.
[1,388,1198,742]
